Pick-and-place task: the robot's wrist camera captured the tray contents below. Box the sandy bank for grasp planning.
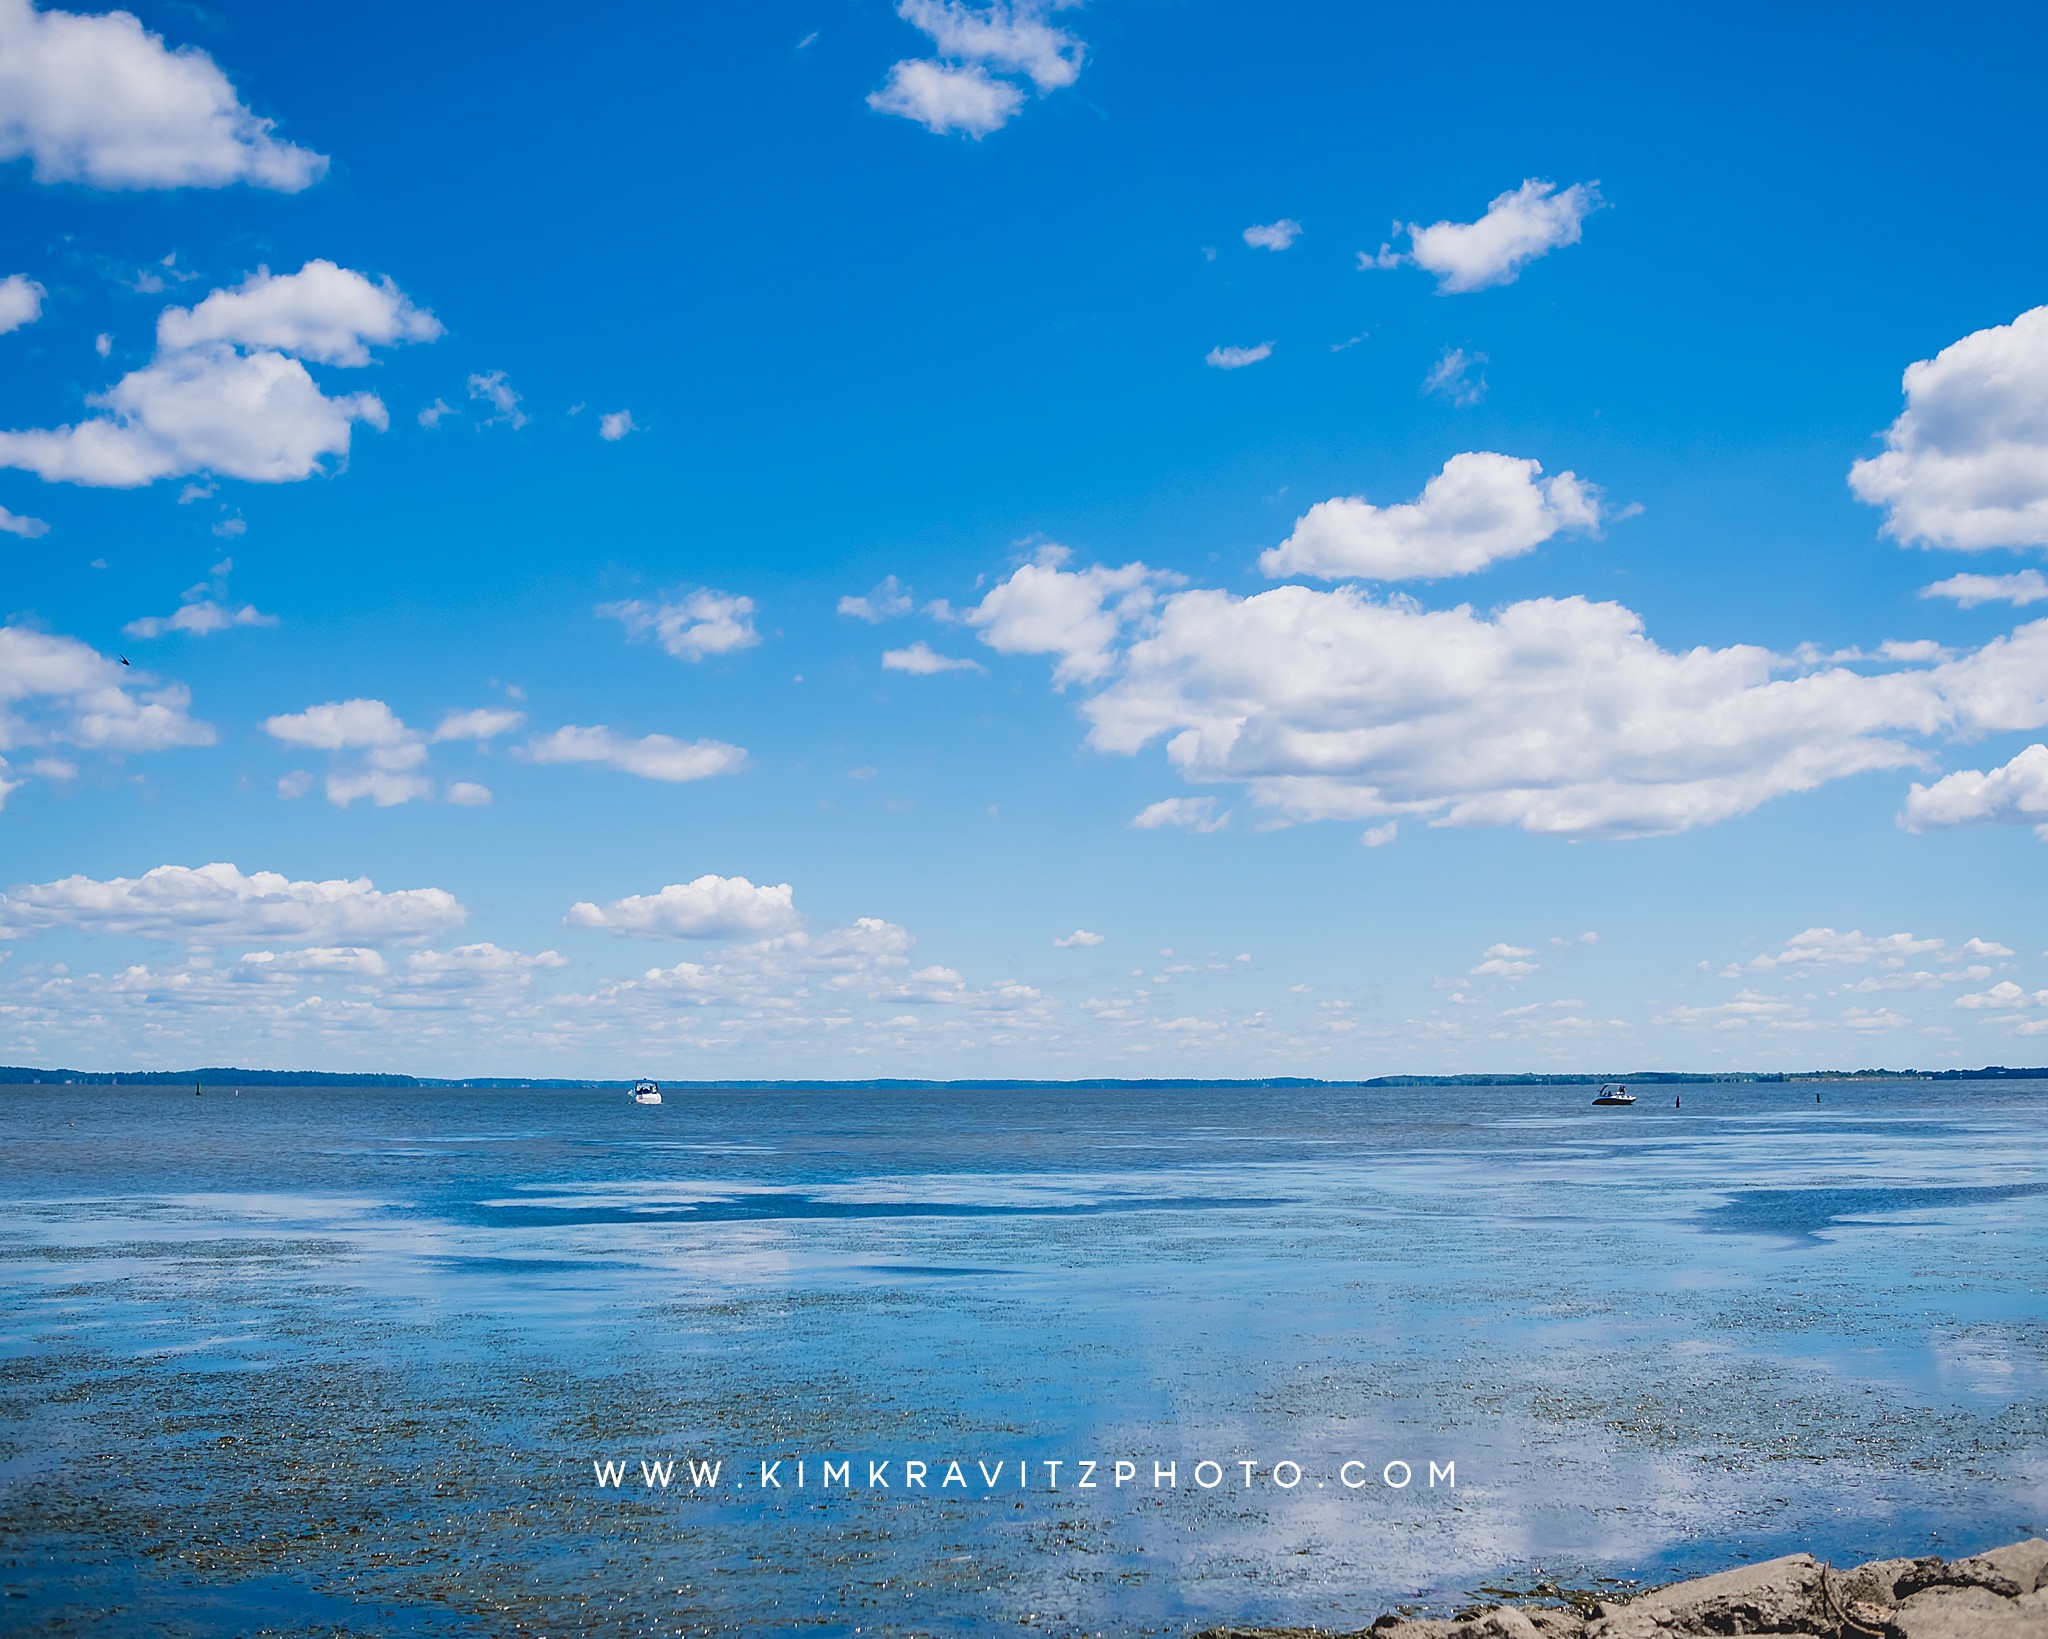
[1197,1537,2048,1639]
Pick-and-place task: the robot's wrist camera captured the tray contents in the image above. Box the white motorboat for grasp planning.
[631,1079,662,1105]
[1591,1083,1636,1106]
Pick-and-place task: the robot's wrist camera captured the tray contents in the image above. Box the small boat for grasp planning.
[1591,1083,1636,1106]
[631,1079,662,1105]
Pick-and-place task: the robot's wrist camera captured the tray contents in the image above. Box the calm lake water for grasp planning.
[2,1079,2044,1636]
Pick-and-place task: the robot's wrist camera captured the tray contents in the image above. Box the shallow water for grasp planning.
[1,1080,2044,1636]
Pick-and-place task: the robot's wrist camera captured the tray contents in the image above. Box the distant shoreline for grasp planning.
[6,1063,2046,1090]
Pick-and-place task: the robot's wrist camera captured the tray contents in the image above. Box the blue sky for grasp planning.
[6,0,2048,1077]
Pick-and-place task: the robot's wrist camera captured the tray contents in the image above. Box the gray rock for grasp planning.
[1586,1553,1824,1637]
[1890,1584,2048,1639]
[1955,1542,2048,1598]
[1838,1560,1917,1606]
[1895,1556,2025,1601]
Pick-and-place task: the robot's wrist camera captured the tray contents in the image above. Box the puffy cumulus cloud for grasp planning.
[1920,570,2048,608]
[262,696,522,808]
[1366,179,1602,293]
[1471,942,1538,979]
[1206,342,1272,370]
[1953,980,2048,1013]
[597,409,636,441]
[1260,452,1600,581]
[155,261,440,366]
[523,724,747,784]
[1242,219,1301,251]
[124,560,274,638]
[123,598,272,638]
[1735,927,1948,973]
[963,550,2048,838]
[264,697,420,757]
[0,262,435,488]
[882,640,983,675]
[1053,928,1103,948]
[1850,307,2048,550]
[600,590,759,662]
[0,271,43,331]
[896,0,1080,88]
[868,60,1020,137]
[0,346,385,486]
[565,874,798,941]
[0,0,326,191]
[1901,743,2048,838]
[966,546,1179,685]
[0,861,464,943]
[869,0,1082,137]
[0,625,211,805]
[0,502,49,537]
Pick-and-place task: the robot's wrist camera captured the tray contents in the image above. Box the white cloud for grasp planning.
[1259,452,1601,581]
[868,2,1082,137]
[838,576,915,622]
[431,707,524,742]
[156,261,440,366]
[1472,942,1538,979]
[523,724,747,784]
[0,861,464,943]
[1361,821,1397,847]
[1739,928,1946,972]
[1850,306,2048,550]
[261,697,521,808]
[444,780,492,806]
[0,272,43,331]
[0,503,48,537]
[417,397,452,429]
[896,0,1080,88]
[1902,743,2048,838]
[1366,179,1601,293]
[1954,980,2048,1012]
[1132,796,1228,833]
[965,546,1178,685]
[598,409,636,441]
[0,262,434,488]
[1421,346,1487,407]
[1053,928,1104,948]
[0,344,386,486]
[263,697,416,756]
[125,558,275,639]
[968,553,2048,839]
[882,640,984,675]
[467,369,527,429]
[1206,342,1272,370]
[600,591,759,662]
[1920,570,2048,608]
[1243,219,1301,251]
[325,768,433,808]
[868,59,1022,136]
[565,874,799,940]
[0,626,212,808]
[0,0,327,191]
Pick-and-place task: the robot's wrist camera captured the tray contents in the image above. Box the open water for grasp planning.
[1,1079,2043,1636]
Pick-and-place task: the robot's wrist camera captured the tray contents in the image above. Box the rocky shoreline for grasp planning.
[1197,1538,2048,1639]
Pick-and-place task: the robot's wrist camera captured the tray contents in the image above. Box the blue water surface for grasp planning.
[1,1079,2043,1636]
